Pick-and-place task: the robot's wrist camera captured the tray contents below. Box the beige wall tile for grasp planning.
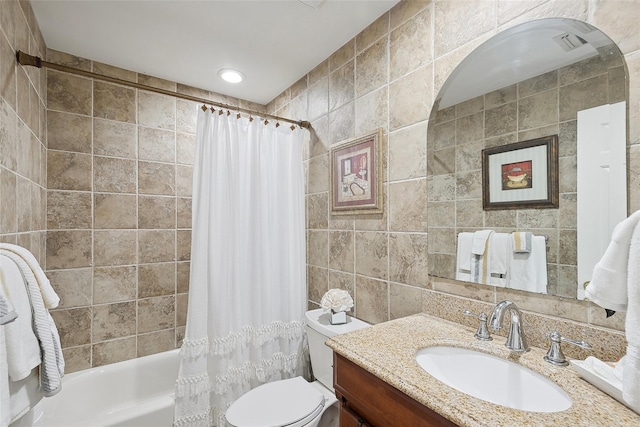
[390,283,423,320]
[139,229,175,263]
[93,81,136,123]
[93,119,137,158]
[518,89,559,130]
[138,296,175,333]
[92,337,136,367]
[92,301,136,341]
[328,102,355,145]
[176,133,196,165]
[47,70,92,115]
[0,100,17,171]
[356,38,388,97]
[308,265,328,304]
[389,122,427,181]
[47,150,92,191]
[355,86,388,135]
[390,0,431,30]
[434,0,495,57]
[47,268,92,309]
[93,266,137,304]
[47,191,92,229]
[329,39,355,72]
[61,346,91,374]
[177,197,192,229]
[138,196,176,229]
[139,127,175,162]
[307,77,329,121]
[94,156,137,193]
[138,329,176,357]
[138,161,175,195]
[355,275,389,324]
[94,230,137,267]
[139,92,176,130]
[139,262,176,298]
[389,179,428,232]
[355,231,388,280]
[558,74,608,122]
[308,230,328,268]
[356,12,388,53]
[176,229,191,262]
[389,66,431,130]
[93,61,136,82]
[46,230,92,269]
[176,100,198,135]
[50,307,92,347]
[95,193,137,229]
[389,233,429,287]
[390,8,432,81]
[177,262,190,294]
[329,60,354,111]
[47,111,91,153]
[329,230,354,273]
[176,165,192,197]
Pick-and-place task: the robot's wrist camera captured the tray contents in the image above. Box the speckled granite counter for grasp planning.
[326,314,640,426]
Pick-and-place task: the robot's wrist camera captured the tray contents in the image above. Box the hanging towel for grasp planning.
[0,292,17,325]
[508,235,547,294]
[470,230,494,284]
[0,255,41,381]
[489,233,510,287]
[0,244,59,309]
[584,210,640,312]
[621,216,640,412]
[0,251,64,397]
[471,230,494,255]
[511,232,533,253]
[456,232,473,282]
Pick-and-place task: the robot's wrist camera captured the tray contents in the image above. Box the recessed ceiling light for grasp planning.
[218,68,245,83]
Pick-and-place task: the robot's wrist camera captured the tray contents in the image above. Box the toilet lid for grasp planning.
[226,377,325,427]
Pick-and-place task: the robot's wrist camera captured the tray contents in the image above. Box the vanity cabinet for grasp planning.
[333,353,458,427]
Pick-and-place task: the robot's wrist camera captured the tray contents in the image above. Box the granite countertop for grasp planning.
[326,313,640,427]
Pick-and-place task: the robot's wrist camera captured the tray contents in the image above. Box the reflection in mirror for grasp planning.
[427,18,628,300]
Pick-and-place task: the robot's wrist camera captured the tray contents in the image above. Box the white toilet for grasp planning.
[225,308,369,427]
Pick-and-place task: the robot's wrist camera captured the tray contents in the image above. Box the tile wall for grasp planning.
[0,0,47,262]
[44,49,266,371]
[268,0,640,357]
[427,54,626,298]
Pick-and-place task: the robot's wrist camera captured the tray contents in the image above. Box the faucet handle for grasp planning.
[462,310,492,341]
[543,331,591,366]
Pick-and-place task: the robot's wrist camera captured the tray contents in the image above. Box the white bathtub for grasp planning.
[42,349,180,427]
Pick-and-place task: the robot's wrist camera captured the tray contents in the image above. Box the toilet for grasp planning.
[225,308,369,427]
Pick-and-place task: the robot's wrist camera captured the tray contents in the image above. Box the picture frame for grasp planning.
[482,135,559,210]
[329,128,383,215]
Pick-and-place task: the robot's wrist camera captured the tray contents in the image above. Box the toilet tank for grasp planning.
[304,309,369,392]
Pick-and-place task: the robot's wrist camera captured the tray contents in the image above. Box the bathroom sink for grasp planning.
[415,346,572,413]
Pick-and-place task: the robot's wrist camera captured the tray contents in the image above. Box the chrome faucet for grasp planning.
[488,301,529,352]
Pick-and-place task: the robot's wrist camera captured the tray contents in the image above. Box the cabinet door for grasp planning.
[340,404,372,427]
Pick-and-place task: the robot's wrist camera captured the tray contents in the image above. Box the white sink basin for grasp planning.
[415,346,572,413]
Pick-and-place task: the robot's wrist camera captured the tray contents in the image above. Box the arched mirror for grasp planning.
[427,18,628,300]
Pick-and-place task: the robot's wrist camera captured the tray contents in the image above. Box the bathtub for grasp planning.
[42,349,180,427]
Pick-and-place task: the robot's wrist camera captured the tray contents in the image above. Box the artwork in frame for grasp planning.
[330,129,383,215]
[482,135,559,210]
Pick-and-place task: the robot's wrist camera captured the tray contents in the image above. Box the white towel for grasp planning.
[456,232,473,281]
[0,251,64,397]
[622,217,640,412]
[584,210,640,311]
[1,326,10,427]
[0,244,59,309]
[489,233,510,287]
[508,235,547,294]
[0,255,41,381]
[0,291,17,325]
[470,230,494,284]
[511,232,533,253]
[471,230,493,255]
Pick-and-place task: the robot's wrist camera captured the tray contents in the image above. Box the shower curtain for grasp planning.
[174,108,307,427]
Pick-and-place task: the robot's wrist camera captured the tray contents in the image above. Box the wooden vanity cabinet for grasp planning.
[333,353,459,427]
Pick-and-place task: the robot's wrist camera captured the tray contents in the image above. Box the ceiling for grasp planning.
[31,0,400,106]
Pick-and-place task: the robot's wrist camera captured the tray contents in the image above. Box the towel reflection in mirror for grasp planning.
[456,230,547,293]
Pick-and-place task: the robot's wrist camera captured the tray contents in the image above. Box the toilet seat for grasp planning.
[226,377,325,427]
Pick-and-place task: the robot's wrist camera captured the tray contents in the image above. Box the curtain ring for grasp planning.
[218,110,224,116]
[264,119,269,125]
[237,113,241,119]
[249,115,254,122]
[227,110,231,116]
[290,124,296,131]
[201,104,208,112]
[210,106,215,114]
[275,121,280,128]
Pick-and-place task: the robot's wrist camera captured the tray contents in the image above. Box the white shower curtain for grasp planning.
[174,108,307,427]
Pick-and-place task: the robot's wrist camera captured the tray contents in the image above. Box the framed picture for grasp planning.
[482,135,559,210]
[330,129,383,215]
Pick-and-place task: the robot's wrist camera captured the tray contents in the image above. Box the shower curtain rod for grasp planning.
[16,50,311,129]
